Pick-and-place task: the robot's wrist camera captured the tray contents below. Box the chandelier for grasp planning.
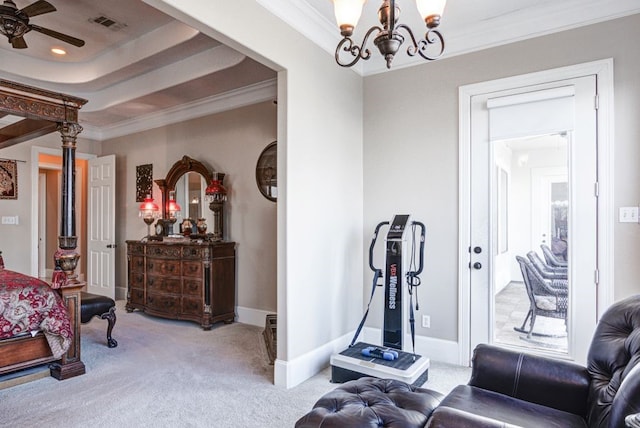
[333,0,446,69]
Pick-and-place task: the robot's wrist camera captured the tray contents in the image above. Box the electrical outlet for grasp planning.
[422,315,431,328]
[619,207,639,223]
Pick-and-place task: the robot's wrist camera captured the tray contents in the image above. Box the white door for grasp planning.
[531,167,568,253]
[469,75,598,364]
[87,155,116,298]
[38,172,47,278]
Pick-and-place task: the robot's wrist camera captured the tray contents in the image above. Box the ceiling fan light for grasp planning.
[415,0,446,27]
[333,0,365,36]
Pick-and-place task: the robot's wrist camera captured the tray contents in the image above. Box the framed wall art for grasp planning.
[136,163,153,202]
[0,159,17,200]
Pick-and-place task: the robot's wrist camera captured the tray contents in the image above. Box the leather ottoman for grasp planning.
[295,377,443,428]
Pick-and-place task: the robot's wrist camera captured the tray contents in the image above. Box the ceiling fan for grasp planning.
[0,0,84,49]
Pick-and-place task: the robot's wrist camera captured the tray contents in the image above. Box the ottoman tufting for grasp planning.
[295,377,443,428]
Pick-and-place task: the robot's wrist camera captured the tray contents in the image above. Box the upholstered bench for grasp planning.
[80,292,117,348]
[295,377,443,428]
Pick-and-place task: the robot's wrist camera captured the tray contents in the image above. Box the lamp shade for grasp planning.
[333,0,366,31]
[168,199,181,212]
[205,179,228,203]
[139,196,159,218]
[416,0,447,20]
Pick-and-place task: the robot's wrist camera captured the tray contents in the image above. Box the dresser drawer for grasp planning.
[147,293,180,314]
[183,279,202,296]
[129,271,145,288]
[128,243,145,256]
[147,259,181,276]
[182,297,202,316]
[182,261,203,278]
[129,288,145,306]
[130,256,145,273]
[147,276,181,294]
[183,246,206,260]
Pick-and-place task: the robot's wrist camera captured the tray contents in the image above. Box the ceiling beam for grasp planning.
[0,118,58,149]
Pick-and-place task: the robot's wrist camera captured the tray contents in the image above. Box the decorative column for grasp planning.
[51,121,86,380]
[54,122,83,283]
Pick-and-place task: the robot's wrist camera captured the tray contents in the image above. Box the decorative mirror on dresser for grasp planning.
[126,155,236,329]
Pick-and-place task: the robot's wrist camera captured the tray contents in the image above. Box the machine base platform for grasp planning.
[330,342,429,386]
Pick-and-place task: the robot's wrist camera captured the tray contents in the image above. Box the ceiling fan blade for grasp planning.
[11,35,28,49]
[19,0,56,18]
[30,24,85,47]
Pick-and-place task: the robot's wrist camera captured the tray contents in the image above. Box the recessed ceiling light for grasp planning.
[51,48,66,55]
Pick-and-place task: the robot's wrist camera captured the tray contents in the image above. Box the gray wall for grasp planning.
[102,101,278,315]
[363,14,640,343]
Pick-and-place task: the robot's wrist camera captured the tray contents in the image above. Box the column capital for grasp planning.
[58,122,83,147]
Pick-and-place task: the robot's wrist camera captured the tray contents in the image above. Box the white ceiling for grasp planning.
[1,0,638,141]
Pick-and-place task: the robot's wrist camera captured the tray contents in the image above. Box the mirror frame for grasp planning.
[155,156,222,219]
[256,141,277,202]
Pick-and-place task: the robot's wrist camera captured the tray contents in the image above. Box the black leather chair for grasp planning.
[297,294,640,428]
[80,292,117,348]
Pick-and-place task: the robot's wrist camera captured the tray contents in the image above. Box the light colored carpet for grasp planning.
[0,301,471,427]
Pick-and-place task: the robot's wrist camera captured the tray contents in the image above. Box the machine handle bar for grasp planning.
[409,221,426,276]
[369,221,389,273]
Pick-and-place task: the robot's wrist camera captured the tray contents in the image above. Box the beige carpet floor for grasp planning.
[0,301,471,427]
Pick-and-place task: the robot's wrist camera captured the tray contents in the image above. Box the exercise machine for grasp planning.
[330,214,430,386]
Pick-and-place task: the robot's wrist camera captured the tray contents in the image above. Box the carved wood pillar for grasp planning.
[54,122,83,283]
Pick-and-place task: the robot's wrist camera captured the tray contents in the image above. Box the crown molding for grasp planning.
[0,21,199,85]
[258,0,640,76]
[81,79,277,141]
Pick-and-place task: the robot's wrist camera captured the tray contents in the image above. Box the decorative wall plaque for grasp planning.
[0,159,17,199]
[136,164,153,202]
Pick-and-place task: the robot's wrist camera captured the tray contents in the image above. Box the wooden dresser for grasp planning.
[125,240,236,329]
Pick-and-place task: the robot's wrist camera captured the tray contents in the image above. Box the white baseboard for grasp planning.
[273,327,461,389]
[361,328,461,365]
[236,306,275,327]
[115,286,127,301]
[274,330,353,389]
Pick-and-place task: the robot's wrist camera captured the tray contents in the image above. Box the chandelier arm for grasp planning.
[397,24,445,61]
[335,25,383,68]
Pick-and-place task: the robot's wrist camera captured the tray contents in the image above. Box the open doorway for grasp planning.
[32,148,89,281]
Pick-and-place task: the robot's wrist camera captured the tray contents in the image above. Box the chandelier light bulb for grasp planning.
[333,0,366,36]
[416,0,447,22]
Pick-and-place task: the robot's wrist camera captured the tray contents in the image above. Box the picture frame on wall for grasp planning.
[0,159,18,200]
[136,163,153,202]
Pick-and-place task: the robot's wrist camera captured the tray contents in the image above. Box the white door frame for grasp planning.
[458,59,614,365]
[30,146,96,277]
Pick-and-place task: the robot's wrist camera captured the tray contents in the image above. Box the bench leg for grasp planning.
[100,307,118,348]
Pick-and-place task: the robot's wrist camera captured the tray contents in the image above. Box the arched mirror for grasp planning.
[174,172,214,232]
[155,156,225,237]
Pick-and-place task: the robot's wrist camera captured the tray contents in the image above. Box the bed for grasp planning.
[0,79,87,380]
[0,263,83,378]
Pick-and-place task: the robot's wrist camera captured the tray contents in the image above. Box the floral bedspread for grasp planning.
[0,269,72,358]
